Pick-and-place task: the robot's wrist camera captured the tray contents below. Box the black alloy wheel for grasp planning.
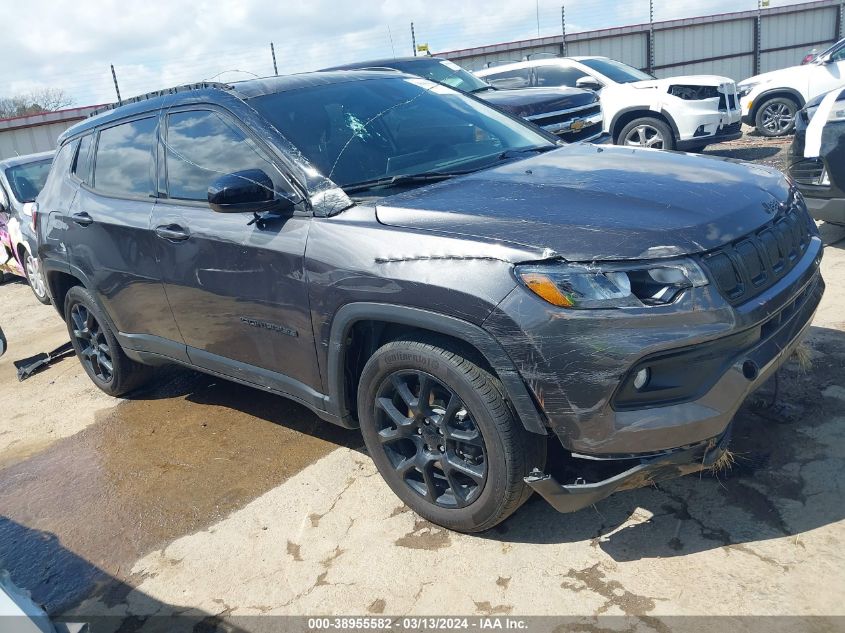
[70,303,114,384]
[374,370,488,508]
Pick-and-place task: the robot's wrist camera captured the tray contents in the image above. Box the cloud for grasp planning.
[2,0,746,106]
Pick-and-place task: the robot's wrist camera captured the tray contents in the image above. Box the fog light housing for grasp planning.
[633,368,651,391]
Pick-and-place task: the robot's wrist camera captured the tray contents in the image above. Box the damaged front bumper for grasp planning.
[525,430,731,513]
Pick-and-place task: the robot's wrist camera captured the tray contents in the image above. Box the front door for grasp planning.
[150,107,321,400]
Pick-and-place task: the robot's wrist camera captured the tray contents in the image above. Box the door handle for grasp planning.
[71,212,94,226]
[155,225,190,242]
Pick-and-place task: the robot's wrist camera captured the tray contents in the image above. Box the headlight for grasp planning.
[829,103,845,123]
[515,258,709,309]
[737,83,758,98]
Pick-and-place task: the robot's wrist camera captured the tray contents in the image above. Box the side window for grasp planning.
[38,139,78,205]
[484,67,531,89]
[72,133,94,184]
[535,64,589,88]
[164,110,284,202]
[93,118,157,197]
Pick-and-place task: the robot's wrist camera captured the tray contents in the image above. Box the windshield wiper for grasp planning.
[498,145,556,160]
[343,171,465,194]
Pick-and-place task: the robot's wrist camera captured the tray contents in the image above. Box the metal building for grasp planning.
[0,105,102,160]
[439,0,843,82]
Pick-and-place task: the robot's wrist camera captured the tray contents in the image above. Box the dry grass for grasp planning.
[791,341,813,373]
[710,449,738,476]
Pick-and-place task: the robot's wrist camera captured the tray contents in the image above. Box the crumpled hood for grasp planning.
[632,75,734,89]
[479,87,597,118]
[375,144,791,261]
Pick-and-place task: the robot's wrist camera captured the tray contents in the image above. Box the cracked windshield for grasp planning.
[248,75,552,193]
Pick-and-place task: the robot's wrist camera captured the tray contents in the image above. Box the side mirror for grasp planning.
[576,76,602,91]
[208,169,296,214]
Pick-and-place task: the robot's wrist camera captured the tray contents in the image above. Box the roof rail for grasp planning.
[88,82,233,117]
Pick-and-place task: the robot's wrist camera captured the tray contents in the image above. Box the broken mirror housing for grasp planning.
[515,258,709,309]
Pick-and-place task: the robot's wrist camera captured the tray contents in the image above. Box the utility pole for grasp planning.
[536,0,541,37]
[388,24,396,58]
[647,0,655,75]
[110,64,122,105]
[754,0,763,75]
[411,22,417,56]
[561,5,567,56]
[270,42,278,76]
[838,1,844,41]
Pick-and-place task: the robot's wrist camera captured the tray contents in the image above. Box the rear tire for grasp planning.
[754,96,798,137]
[617,117,675,151]
[64,285,151,396]
[23,250,50,305]
[357,335,546,533]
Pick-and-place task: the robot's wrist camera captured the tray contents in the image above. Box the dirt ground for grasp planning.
[1,133,844,631]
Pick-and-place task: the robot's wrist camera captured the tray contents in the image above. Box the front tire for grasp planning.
[64,286,151,396]
[23,251,50,305]
[357,336,546,533]
[617,117,675,151]
[755,97,798,137]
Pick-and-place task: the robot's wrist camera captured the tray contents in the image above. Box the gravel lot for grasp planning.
[1,132,844,631]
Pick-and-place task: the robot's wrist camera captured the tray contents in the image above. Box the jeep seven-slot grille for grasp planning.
[702,204,812,306]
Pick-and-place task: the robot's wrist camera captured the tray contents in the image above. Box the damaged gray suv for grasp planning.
[37,71,824,532]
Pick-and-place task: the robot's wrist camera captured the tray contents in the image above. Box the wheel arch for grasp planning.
[326,303,548,436]
[609,107,680,144]
[750,88,805,120]
[15,241,30,267]
[43,262,94,321]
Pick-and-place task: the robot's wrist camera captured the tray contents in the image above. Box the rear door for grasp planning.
[67,116,184,354]
[150,107,320,398]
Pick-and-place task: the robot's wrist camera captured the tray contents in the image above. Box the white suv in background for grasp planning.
[476,56,742,152]
[738,37,845,137]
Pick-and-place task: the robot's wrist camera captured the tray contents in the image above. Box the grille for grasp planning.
[788,158,825,185]
[718,93,737,110]
[702,201,812,305]
[566,120,603,141]
[533,104,601,128]
[717,83,739,111]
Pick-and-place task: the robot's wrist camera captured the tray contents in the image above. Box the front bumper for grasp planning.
[485,231,823,456]
[676,122,742,149]
[526,429,731,513]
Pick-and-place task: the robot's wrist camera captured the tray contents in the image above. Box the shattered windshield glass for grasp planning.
[248,76,553,191]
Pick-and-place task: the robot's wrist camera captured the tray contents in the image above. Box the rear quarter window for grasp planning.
[93,118,157,198]
[38,139,77,206]
[73,134,94,184]
[535,64,589,88]
[484,67,531,89]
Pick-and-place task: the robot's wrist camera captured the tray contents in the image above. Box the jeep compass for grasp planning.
[36,71,824,532]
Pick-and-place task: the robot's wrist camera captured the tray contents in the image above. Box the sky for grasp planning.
[2,0,800,107]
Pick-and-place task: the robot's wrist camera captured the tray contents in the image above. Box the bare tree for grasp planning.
[0,89,75,119]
